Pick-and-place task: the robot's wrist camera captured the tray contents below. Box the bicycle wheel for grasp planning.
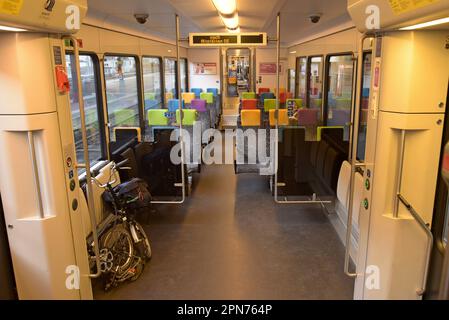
[100,223,134,276]
[133,221,152,261]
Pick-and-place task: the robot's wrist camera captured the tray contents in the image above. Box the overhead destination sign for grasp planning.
[189,33,267,47]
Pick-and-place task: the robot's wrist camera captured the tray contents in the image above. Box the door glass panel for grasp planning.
[288,69,295,95]
[66,54,103,169]
[180,58,188,93]
[326,55,354,143]
[296,57,307,101]
[165,58,177,99]
[104,56,140,147]
[357,52,372,161]
[309,56,323,110]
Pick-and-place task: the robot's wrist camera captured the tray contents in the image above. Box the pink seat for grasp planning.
[298,109,319,126]
[190,99,207,113]
[242,99,258,110]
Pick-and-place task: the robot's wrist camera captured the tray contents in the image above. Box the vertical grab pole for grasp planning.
[65,36,101,278]
[176,14,186,203]
[274,12,281,203]
[344,34,371,278]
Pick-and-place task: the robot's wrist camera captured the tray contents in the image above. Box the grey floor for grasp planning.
[95,165,354,300]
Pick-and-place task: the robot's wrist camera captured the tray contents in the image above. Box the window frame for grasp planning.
[103,53,144,139]
[141,55,164,107]
[163,56,189,102]
[323,52,355,126]
[65,51,107,165]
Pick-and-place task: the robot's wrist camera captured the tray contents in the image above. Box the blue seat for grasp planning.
[191,88,203,99]
[259,92,275,105]
[145,99,160,110]
[168,99,185,112]
[207,88,219,97]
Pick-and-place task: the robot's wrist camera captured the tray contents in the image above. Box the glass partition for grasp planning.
[296,57,307,101]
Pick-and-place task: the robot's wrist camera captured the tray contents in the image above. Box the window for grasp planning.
[164,58,188,99]
[164,58,177,99]
[180,58,188,93]
[288,69,295,95]
[326,55,354,129]
[357,52,372,161]
[142,57,163,109]
[308,56,323,110]
[296,57,307,101]
[66,54,104,168]
[104,56,140,144]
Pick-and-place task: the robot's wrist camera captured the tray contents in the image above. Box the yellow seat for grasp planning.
[165,92,174,102]
[241,110,261,127]
[269,109,289,126]
[182,92,195,104]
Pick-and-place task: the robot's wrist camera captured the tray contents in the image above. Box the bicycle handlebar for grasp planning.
[91,159,129,189]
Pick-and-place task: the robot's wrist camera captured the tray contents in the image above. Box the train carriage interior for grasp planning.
[0,0,449,302]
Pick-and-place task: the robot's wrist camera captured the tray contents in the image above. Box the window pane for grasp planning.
[66,54,103,168]
[181,58,187,92]
[104,56,140,143]
[357,53,372,161]
[296,57,307,100]
[165,58,177,98]
[288,69,295,95]
[309,56,323,110]
[143,57,162,108]
[326,55,354,131]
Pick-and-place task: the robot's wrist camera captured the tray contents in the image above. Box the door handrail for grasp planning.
[397,193,434,297]
[63,36,102,278]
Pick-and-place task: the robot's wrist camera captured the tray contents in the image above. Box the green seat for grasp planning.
[148,109,168,126]
[176,109,197,126]
[114,109,136,126]
[145,92,156,100]
[264,99,277,112]
[200,92,214,104]
[286,99,303,109]
[242,92,256,100]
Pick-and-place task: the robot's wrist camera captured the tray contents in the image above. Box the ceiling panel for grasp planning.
[86,0,353,46]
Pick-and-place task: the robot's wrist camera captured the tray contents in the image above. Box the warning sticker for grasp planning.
[388,0,440,15]
[0,0,23,16]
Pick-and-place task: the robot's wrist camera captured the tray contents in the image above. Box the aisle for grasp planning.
[95,165,354,300]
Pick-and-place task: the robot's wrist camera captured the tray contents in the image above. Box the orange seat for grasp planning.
[242,99,258,110]
[241,110,261,127]
[258,87,270,95]
[269,109,289,126]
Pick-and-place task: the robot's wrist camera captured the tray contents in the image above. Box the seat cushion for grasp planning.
[176,109,197,126]
[148,109,168,126]
[200,92,214,104]
[241,110,261,127]
[269,109,289,126]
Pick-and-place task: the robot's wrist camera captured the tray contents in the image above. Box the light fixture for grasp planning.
[289,51,297,54]
[0,25,27,32]
[212,0,237,17]
[399,16,449,30]
[221,13,239,30]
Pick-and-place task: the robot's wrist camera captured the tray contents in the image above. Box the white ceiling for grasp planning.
[85,0,354,46]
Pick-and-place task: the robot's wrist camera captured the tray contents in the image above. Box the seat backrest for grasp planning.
[168,99,182,112]
[242,99,258,110]
[264,99,277,112]
[182,92,195,104]
[269,109,289,126]
[165,92,174,102]
[258,87,270,95]
[242,92,256,100]
[298,108,319,126]
[260,92,275,104]
[176,109,198,126]
[191,88,203,98]
[148,109,169,126]
[190,99,207,112]
[241,110,261,127]
[200,92,214,104]
[207,88,219,97]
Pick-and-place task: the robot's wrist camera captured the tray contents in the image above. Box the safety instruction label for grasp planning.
[388,0,440,15]
[0,0,23,16]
